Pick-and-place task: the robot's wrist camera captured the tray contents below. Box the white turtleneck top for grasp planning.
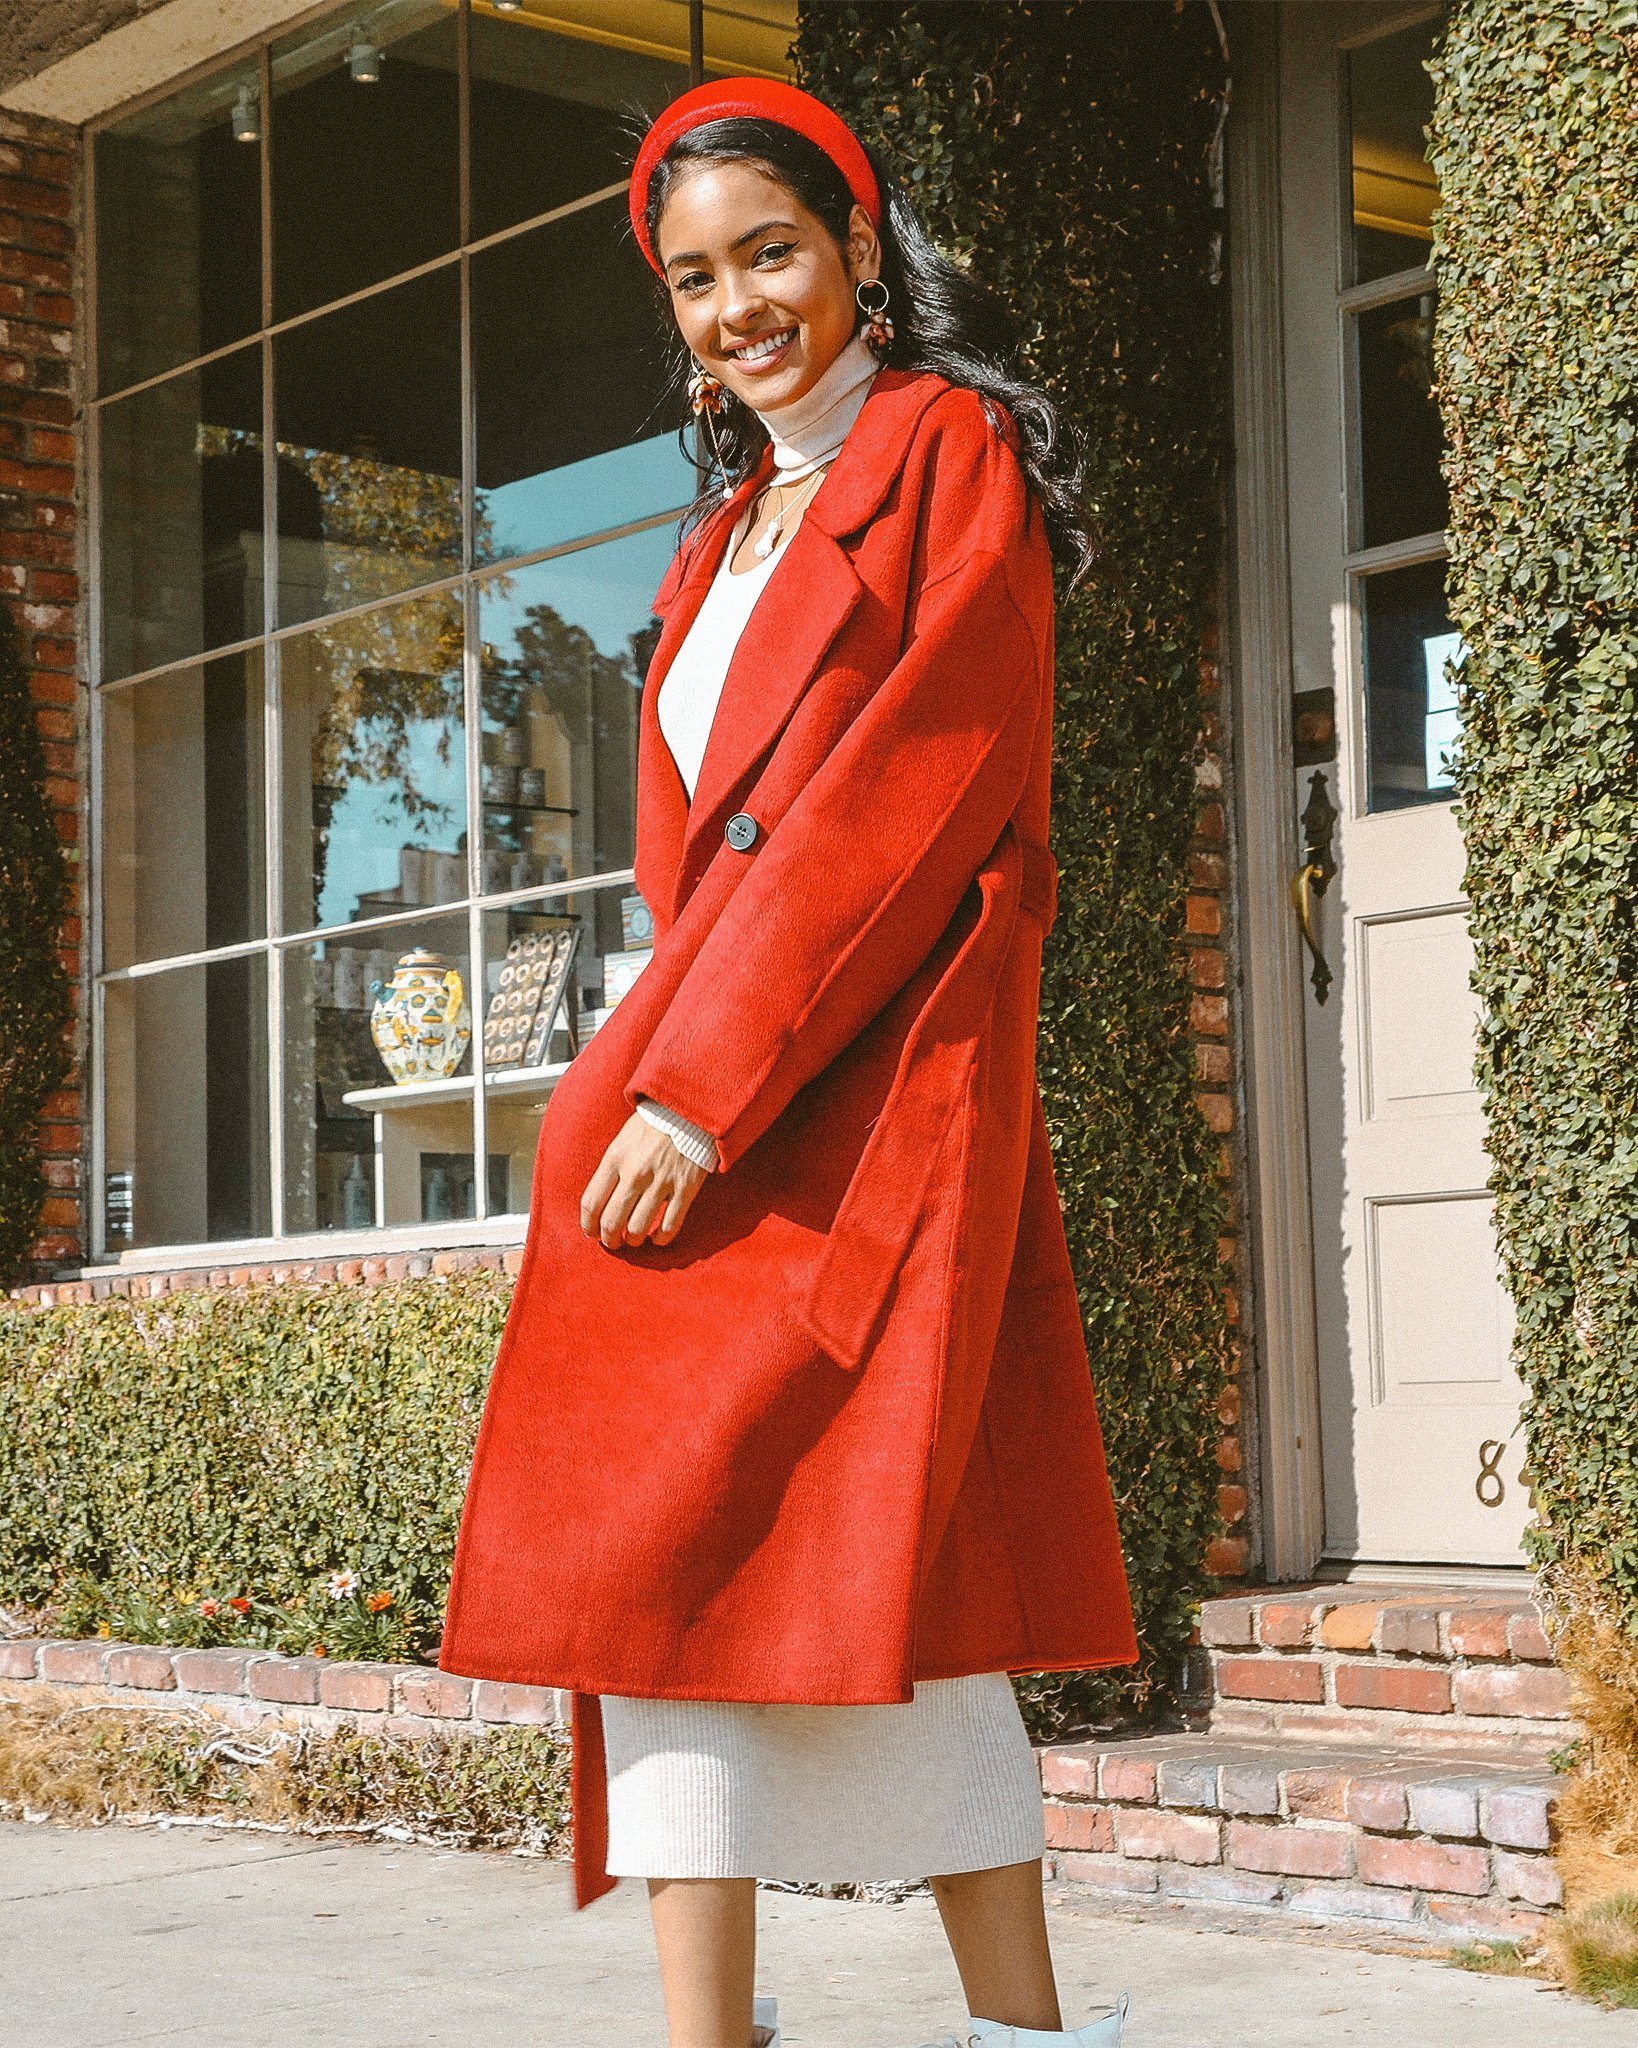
[637,336,880,1172]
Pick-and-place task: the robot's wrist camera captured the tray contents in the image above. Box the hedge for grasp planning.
[798,2,1235,1722]
[1430,0,1638,1615]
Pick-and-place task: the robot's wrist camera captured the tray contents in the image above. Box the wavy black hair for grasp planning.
[636,113,1097,590]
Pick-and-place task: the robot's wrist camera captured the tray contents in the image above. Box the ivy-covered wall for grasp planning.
[1431,0,1638,1617]
[798,2,1236,1722]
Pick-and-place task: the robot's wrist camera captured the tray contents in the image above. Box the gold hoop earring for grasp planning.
[855,278,895,356]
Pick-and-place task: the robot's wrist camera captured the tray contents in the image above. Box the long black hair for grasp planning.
[637,115,1097,591]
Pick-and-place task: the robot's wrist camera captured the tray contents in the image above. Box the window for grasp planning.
[90,0,796,1257]
[1344,10,1464,812]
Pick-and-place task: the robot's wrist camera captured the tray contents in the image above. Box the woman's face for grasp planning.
[655,158,879,412]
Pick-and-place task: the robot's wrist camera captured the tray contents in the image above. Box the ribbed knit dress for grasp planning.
[600,334,1048,1883]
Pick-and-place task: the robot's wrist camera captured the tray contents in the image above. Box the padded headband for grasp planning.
[629,76,881,277]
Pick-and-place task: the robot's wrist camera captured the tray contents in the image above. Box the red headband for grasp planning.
[629,76,881,277]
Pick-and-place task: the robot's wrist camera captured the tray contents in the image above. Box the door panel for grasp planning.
[1278,2,1527,1565]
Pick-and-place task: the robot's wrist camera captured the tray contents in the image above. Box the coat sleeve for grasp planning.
[623,406,1048,1174]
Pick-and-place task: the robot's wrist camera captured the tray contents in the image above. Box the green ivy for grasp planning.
[1430,2,1638,1615]
[0,600,72,1287]
[0,1276,509,1652]
[798,2,1235,1724]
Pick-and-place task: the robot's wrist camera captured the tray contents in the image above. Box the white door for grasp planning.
[1279,2,1527,1567]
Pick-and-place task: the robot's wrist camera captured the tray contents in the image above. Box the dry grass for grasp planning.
[0,1687,571,1852]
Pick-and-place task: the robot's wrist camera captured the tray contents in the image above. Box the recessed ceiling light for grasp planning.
[230,86,261,142]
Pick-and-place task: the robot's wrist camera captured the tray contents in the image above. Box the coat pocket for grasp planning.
[795,821,1030,1371]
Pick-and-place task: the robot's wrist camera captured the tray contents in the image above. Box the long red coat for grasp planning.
[438,365,1137,1909]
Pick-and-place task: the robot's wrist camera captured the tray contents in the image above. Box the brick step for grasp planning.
[1040,1729,1561,1942]
[1190,1582,1573,1754]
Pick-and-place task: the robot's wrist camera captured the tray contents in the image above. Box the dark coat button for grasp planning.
[725,812,759,851]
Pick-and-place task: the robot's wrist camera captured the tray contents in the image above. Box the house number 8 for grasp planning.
[1475,1440,1507,1507]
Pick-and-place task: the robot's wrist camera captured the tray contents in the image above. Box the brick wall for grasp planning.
[1,105,85,1280]
[1190,621,1252,1580]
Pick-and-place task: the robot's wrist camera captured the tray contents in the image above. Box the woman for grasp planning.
[438,77,1138,2048]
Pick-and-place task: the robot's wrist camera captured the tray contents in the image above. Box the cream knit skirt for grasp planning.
[600,1671,1046,1881]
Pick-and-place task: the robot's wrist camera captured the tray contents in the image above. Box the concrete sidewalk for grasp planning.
[3,1818,1635,2047]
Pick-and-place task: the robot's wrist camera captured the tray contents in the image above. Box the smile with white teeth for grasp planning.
[733,328,795,362]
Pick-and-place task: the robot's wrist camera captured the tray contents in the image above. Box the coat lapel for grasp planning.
[636,368,955,924]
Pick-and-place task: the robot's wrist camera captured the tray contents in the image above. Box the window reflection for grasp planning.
[94,58,262,395]
[279,592,466,936]
[275,266,462,628]
[99,345,263,681]
[1354,289,1447,550]
[476,531,672,889]
[1348,14,1439,286]
[1363,557,1464,812]
[102,955,270,1250]
[101,655,266,969]
[473,200,688,565]
[284,913,481,1233]
[478,886,648,1215]
[270,0,458,322]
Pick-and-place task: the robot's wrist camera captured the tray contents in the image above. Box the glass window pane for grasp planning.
[1354,288,1447,550]
[476,536,668,890]
[99,345,263,681]
[478,886,648,1216]
[1363,557,1464,813]
[270,0,458,323]
[1348,14,1439,286]
[283,914,478,1233]
[473,202,690,566]
[279,591,467,937]
[275,267,461,628]
[101,954,271,1252]
[94,58,262,396]
[101,654,266,969]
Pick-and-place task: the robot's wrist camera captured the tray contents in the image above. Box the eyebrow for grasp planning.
[663,219,800,273]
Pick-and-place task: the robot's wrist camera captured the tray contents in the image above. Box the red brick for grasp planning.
[39,1640,108,1683]
[1356,1833,1490,1896]
[1185,893,1221,937]
[1045,1802,1115,1853]
[248,1655,323,1705]
[1376,1605,1442,1657]
[1189,948,1227,991]
[0,1640,41,1678]
[1199,1598,1256,1647]
[1227,1821,1353,1879]
[1494,1849,1562,1907]
[1057,1853,1158,1893]
[318,1662,393,1712]
[1334,1663,1452,1714]
[1113,1808,1221,1865]
[1205,1536,1248,1578]
[1256,1598,1322,1649]
[1427,1896,1549,1940]
[473,1680,556,1725]
[1284,1767,1354,1821]
[172,1649,254,1695]
[1215,1657,1324,1704]
[0,178,70,220]
[1217,1481,1248,1523]
[1508,1612,1553,1662]
[1447,1607,1513,1659]
[1191,993,1229,1037]
[1039,1745,1098,1798]
[1345,1775,1410,1833]
[1481,1783,1556,1851]
[1317,1602,1381,1651]
[1452,1665,1572,1720]
[1098,1752,1159,1803]
[105,1647,176,1690]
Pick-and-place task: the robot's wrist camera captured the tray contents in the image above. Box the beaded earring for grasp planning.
[687,356,736,500]
[856,277,895,356]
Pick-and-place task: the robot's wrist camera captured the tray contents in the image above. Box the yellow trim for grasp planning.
[467,0,796,81]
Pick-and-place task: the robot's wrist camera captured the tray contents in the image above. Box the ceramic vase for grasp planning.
[370,948,471,1084]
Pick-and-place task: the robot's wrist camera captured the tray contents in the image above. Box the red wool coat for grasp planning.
[437,366,1138,1909]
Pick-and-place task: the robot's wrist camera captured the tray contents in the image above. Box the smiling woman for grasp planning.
[437,71,1136,2048]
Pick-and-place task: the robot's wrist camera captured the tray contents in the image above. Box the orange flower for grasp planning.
[228,1596,251,1615]
[198,1599,219,1617]
[366,1591,393,1613]
[312,1642,328,1657]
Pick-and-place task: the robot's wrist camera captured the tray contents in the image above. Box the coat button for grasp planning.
[724,811,759,851]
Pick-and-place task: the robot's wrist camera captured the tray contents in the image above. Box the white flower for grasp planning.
[327,1569,361,1601]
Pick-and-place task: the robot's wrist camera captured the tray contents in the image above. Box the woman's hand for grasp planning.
[580,1112,708,1249]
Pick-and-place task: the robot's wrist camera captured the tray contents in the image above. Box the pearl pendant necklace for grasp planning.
[751,465,827,560]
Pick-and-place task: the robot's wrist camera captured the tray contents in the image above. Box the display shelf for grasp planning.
[341,1060,571,1111]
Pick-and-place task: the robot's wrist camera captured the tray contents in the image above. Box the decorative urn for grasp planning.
[370,948,471,1084]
